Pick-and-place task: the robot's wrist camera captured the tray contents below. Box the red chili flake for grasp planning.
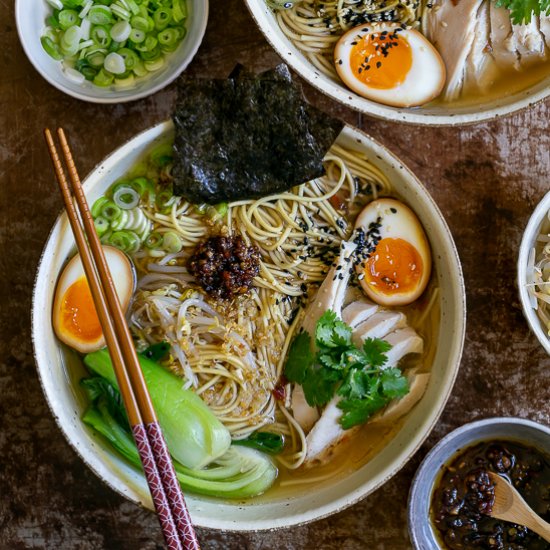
[272,376,288,401]
[329,193,347,212]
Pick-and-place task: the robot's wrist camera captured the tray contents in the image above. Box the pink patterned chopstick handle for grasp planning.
[132,424,186,550]
[145,422,200,550]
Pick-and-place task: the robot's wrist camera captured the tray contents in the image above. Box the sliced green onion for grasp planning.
[91,25,111,48]
[104,52,126,74]
[91,196,110,218]
[162,231,183,253]
[132,60,148,77]
[79,0,94,19]
[172,0,187,22]
[118,47,139,70]
[144,57,164,72]
[46,0,63,9]
[78,39,94,50]
[125,0,140,15]
[157,28,179,47]
[136,35,158,52]
[129,28,146,43]
[156,188,174,210]
[111,2,131,20]
[94,216,110,237]
[154,8,172,30]
[110,210,129,230]
[100,200,121,221]
[61,25,81,49]
[129,177,150,195]
[41,36,63,60]
[63,65,86,83]
[59,9,79,30]
[41,0,188,89]
[144,232,163,249]
[86,49,106,67]
[113,185,140,209]
[93,69,114,87]
[88,5,113,25]
[139,46,161,61]
[130,15,148,31]
[110,21,131,42]
[211,202,228,219]
[108,230,141,254]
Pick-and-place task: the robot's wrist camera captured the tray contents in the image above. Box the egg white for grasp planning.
[334,24,446,108]
[52,245,136,353]
[354,198,432,306]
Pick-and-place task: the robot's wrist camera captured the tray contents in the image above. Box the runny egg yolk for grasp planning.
[60,276,102,342]
[349,32,412,89]
[364,238,423,294]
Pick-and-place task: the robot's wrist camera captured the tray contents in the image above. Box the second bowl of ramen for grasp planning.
[32,120,465,530]
[245,0,550,125]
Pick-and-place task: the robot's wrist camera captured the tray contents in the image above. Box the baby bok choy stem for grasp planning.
[84,348,231,470]
[82,350,278,498]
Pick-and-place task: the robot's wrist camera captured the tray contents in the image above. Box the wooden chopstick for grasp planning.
[44,128,200,550]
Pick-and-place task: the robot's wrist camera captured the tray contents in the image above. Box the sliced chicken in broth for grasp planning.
[426,0,550,102]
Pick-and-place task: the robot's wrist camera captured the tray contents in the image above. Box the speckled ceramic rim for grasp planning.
[32,120,466,531]
[518,190,550,356]
[244,0,550,126]
[15,0,208,104]
[408,417,550,549]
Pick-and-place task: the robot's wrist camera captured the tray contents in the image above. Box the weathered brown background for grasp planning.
[2,0,550,548]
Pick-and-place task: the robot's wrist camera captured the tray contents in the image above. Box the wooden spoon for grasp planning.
[488,471,550,542]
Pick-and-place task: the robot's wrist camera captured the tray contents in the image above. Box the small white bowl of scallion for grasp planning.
[16,0,208,103]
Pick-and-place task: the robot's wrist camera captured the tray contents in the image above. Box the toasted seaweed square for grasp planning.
[172,65,344,204]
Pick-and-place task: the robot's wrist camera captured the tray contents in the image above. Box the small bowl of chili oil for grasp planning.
[408,418,550,549]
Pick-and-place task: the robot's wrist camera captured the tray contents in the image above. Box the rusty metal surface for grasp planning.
[1,0,550,548]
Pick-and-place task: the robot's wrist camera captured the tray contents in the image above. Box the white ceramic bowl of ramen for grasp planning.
[15,0,208,103]
[32,120,466,530]
[518,190,550,355]
[244,0,550,125]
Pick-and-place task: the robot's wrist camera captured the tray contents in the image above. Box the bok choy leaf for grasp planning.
[84,348,231,469]
[82,390,277,498]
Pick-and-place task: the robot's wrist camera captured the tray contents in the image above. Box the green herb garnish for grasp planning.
[284,310,409,429]
[233,432,285,455]
[495,0,550,24]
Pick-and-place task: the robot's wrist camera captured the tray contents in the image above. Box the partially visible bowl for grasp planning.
[408,417,550,549]
[32,120,466,530]
[518,190,550,356]
[15,0,208,103]
[244,0,550,126]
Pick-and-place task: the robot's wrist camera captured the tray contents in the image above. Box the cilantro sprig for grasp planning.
[495,0,549,24]
[284,310,409,429]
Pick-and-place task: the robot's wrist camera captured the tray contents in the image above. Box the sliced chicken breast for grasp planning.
[425,0,485,100]
[341,300,378,329]
[371,372,430,425]
[540,16,550,48]
[351,310,406,347]
[291,241,357,432]
[490,3,520,70]
[303,395,360,466]
[384,327,424,367]
[463,1,500,92]
[512,17,547,67]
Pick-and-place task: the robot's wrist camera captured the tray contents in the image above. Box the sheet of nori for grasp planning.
[172,65,344,204]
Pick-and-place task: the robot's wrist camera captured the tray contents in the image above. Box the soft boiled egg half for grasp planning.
[355,198,431,306]
[334,24,446,107]
[52,246,135,354]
